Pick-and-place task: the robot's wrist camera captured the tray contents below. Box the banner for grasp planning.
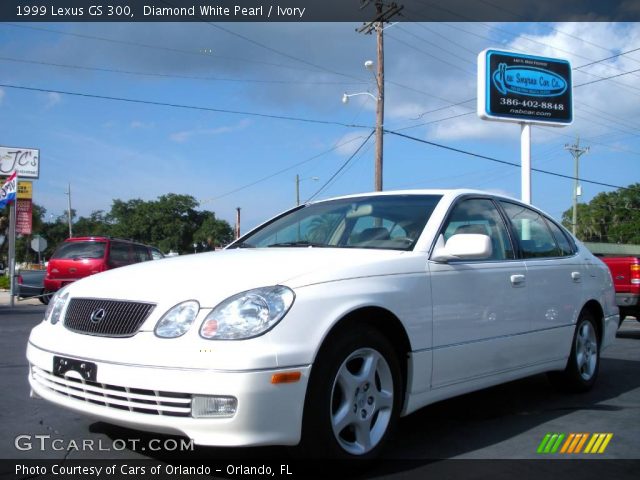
[16,199,32,235]
[0,171,18,208]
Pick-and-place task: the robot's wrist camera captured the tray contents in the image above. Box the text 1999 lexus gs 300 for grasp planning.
[27,190,618,458]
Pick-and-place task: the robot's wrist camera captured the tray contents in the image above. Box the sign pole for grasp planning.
[520,123,531,204]
[8,202,16,307]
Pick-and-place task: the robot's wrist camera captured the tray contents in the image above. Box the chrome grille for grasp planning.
[64,298,155,337]
[31,366,192,417]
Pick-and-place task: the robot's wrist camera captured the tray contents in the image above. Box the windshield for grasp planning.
[52,241,107,260]
[231,194,442,251]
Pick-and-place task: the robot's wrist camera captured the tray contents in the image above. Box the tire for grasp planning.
[299,326,403,459]
[548,310,600,393]
[40,290,52,305]
[619,308,628,324]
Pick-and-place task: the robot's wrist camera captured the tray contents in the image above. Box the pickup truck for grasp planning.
[17,269,49,304]
[600,256,640,323]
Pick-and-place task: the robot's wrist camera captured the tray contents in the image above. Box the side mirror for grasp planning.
[431,233,493,263]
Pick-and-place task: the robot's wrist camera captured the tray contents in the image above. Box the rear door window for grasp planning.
[133,245,152,263]
[500,202,562,258]
[108,242,131,267]
[545,219,576,256]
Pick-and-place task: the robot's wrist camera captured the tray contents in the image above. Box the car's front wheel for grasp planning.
[300,326,402,459]
[548,309,600,392]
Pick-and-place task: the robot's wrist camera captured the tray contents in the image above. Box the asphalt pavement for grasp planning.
[1,303,638,479]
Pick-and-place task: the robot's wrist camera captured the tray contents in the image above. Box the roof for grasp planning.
[314,189,521,203]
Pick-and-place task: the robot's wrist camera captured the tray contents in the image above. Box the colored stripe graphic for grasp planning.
[585,433,614,454]
[539,433,613,454]
[537,433,565,453]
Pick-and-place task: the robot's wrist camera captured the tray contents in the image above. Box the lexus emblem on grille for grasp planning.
[90,308,107,324]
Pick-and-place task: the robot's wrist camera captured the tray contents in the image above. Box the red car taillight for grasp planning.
[631,264,640,285]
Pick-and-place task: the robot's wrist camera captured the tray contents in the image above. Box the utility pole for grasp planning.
[564,136,589,236]
[295,174,300,206]
[8,202,16,307]
[357,1,403,192]
[235,207,241,239]
[65,183,73,238]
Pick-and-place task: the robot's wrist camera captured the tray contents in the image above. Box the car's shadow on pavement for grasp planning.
[616,329,640,340]
[89,345,640,478]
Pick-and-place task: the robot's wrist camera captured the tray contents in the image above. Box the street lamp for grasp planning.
[341,59,384,191]
[342,92,376,104]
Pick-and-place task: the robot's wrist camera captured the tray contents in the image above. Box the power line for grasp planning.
[307,130,376,202]
[386,32,475,76]
[2,21,466,110]
[1,22,324,75]
[0,56,366,86]
[574,67,640,87]
[153,0,365,82]
[394,25,476,66]
[395,111,474,131]
[0,83,371,129]
[384,129,628,191]
[200,134,370,204]
[205,22,363,81]
[575,46,640,70]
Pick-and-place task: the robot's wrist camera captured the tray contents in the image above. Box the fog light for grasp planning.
[192,395,238,418]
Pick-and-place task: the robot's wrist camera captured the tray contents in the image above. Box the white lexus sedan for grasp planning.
[27,190,618,458]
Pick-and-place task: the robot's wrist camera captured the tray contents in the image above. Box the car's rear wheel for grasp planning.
[548,309,600,392]
[299,326,402,459]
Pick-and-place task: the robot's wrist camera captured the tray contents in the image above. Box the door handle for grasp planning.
[510,274,526,285]
[571,271,581,282]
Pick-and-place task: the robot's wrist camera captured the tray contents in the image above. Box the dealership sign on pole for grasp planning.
[477,49,572,204]
[478,49,573,125]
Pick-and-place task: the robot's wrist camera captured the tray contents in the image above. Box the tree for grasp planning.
[106,194,232,253]
[193,213,234,249]
[3,194,233,260]
[562,183,640,244]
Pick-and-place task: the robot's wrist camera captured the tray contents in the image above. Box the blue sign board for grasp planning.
[478,49,572,125]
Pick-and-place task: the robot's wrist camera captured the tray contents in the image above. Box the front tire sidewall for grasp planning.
[301,327,403,459]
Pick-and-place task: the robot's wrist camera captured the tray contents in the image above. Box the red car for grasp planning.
[44,237,158,294]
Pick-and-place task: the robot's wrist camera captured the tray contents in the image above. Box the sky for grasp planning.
[1,20,639,233]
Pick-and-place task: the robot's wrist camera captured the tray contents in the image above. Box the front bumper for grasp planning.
[27,342,310,447]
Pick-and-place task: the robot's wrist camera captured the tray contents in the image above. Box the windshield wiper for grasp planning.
[228,242,255,249]
[267,241,328,248]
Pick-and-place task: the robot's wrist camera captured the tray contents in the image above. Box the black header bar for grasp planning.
[1,0,639,22]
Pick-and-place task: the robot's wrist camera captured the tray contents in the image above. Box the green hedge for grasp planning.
[0,276,9,289]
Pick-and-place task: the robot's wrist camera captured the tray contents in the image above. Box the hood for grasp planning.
[67,248,409,307]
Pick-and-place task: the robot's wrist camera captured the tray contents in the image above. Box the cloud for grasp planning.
[169,118,251,143]
[130,120,154,129]
[44,92,62,109]
[0,88,4,105]
[334,131,371,156]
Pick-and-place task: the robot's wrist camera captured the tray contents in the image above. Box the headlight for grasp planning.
[200,286,295,340]
[45,289,69,325]
[155,300,200,338]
